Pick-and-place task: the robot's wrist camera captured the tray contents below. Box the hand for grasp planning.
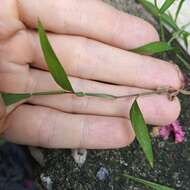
[0,0,183,149]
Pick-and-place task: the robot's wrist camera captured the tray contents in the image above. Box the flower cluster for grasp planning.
[159,121,185,144]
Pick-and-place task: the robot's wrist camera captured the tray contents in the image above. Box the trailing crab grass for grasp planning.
[1,0,189,189]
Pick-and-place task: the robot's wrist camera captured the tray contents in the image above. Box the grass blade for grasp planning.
[182,32,189,49]
[1,93,31,106]
[37,20,74,92]
[131,42,175,55]
[124,174,175,190]
[175,0,185,21]
[160,14,179,31]
[130,100,153,167]
[159,0,175,14]
[138,0,159,17]
[176,54,190,71]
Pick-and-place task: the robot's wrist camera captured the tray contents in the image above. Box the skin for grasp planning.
[0,0,184,149]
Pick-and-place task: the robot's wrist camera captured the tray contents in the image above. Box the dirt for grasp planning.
[35,1,190,189]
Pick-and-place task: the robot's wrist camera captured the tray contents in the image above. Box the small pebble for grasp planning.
[40,174,53,190]
[96,167,109,181]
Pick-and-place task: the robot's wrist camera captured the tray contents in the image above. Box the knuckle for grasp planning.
[38,109,57,148]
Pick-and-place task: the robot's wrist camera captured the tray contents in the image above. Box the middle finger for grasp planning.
[29,31,183,90]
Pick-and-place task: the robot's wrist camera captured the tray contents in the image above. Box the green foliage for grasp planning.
[175,0,185,21]
[138,0,159,17]
[37,20,74,92]
[130,100,154,167]
[159,0,175,14]
[131,41,175,55]
[124,174,175,190]
[139,0,190,71]
[1,93,31,106]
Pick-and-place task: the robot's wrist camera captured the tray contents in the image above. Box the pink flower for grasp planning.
[159,121,185,144]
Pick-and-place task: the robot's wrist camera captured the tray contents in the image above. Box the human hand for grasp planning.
[0,0,184,149]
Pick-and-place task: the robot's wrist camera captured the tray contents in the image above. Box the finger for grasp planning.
[30,31,183,90]
[0,30,33,92]
[17,0,159,49]
[0,0,24,40]
[2,104,135,149]
[28,69,180,125]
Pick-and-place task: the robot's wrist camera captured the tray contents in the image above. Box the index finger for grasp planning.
[17,0,159,49]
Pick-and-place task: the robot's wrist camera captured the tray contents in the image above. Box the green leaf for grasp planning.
[182,32,189,49]
[37,20,74,92]
[130,100,153,167]
[159,0,175,14]
[1,93,31,106]
[124,174,175,190]
[138,0,159,17]
[175,0,185,21]
[160,14,179,31]
[131,42,175,55]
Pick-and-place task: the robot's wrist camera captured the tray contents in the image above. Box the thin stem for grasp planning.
[175,0,185,22]
[30,87,173,100]
[154,0,159,10]
[179,89,190,95]
[176,54,190,71]
[159,17,165,42]
[33,90,67,96]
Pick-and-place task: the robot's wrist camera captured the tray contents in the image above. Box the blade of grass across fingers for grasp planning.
[37,20,74,92]
[131,42,175,55]
[159,0,175,14]
[138,0,159,17]
[124,174,175,190]
[130,100,153,167]
[1,93,31,106]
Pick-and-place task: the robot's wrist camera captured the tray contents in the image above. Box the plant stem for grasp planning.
[31,87,174,100]
[176,53,190,71]
[159,17,165,42]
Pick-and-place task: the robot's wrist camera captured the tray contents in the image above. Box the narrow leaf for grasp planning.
[159,0,175,14]
[182,33,189,49]
[130,100,153,167]
[176,54,190,71]
[160,14,179,31]
[131,42,175,55]
[1,93,31,106]
[138,0,159,17]
[37,20,74,92]
[124,174,175,190]
[175,0,185,21]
